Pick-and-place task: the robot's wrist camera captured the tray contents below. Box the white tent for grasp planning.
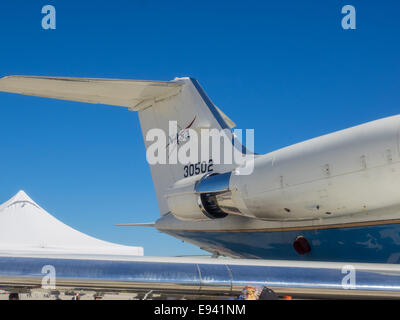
[0,190,143,257]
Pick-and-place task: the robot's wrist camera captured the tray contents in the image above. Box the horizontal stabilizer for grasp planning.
[0,75,183,109]
[115,222,156,227]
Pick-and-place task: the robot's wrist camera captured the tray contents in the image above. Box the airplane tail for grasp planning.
[0,76,245,215]
[136,77,242,215]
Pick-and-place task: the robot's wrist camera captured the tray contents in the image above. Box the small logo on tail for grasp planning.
[166,116,196,153]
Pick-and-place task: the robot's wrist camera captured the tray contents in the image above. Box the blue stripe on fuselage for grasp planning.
[164,223,400,263]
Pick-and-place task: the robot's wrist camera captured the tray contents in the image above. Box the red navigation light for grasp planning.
[293,236,311,255]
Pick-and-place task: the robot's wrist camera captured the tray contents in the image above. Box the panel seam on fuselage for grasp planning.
[248,159,400,198]
[161,218,400,233]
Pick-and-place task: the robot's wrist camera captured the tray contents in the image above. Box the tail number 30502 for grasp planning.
[184,160,213,178]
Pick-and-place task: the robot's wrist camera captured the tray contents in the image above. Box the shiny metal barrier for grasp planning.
[1,256,400,298]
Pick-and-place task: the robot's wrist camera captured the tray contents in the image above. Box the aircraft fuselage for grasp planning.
[157,115,400,263]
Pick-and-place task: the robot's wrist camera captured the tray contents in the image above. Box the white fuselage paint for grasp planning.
[229,115,400,221]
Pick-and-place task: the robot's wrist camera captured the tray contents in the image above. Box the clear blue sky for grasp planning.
[0,0,399,256]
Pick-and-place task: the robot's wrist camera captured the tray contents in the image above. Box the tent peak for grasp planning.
[12,190,35,203]
[0,190,144,256]
[0,190,40,212]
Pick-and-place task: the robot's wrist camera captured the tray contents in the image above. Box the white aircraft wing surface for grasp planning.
[0,75,183,109]
[0,75,236,127]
